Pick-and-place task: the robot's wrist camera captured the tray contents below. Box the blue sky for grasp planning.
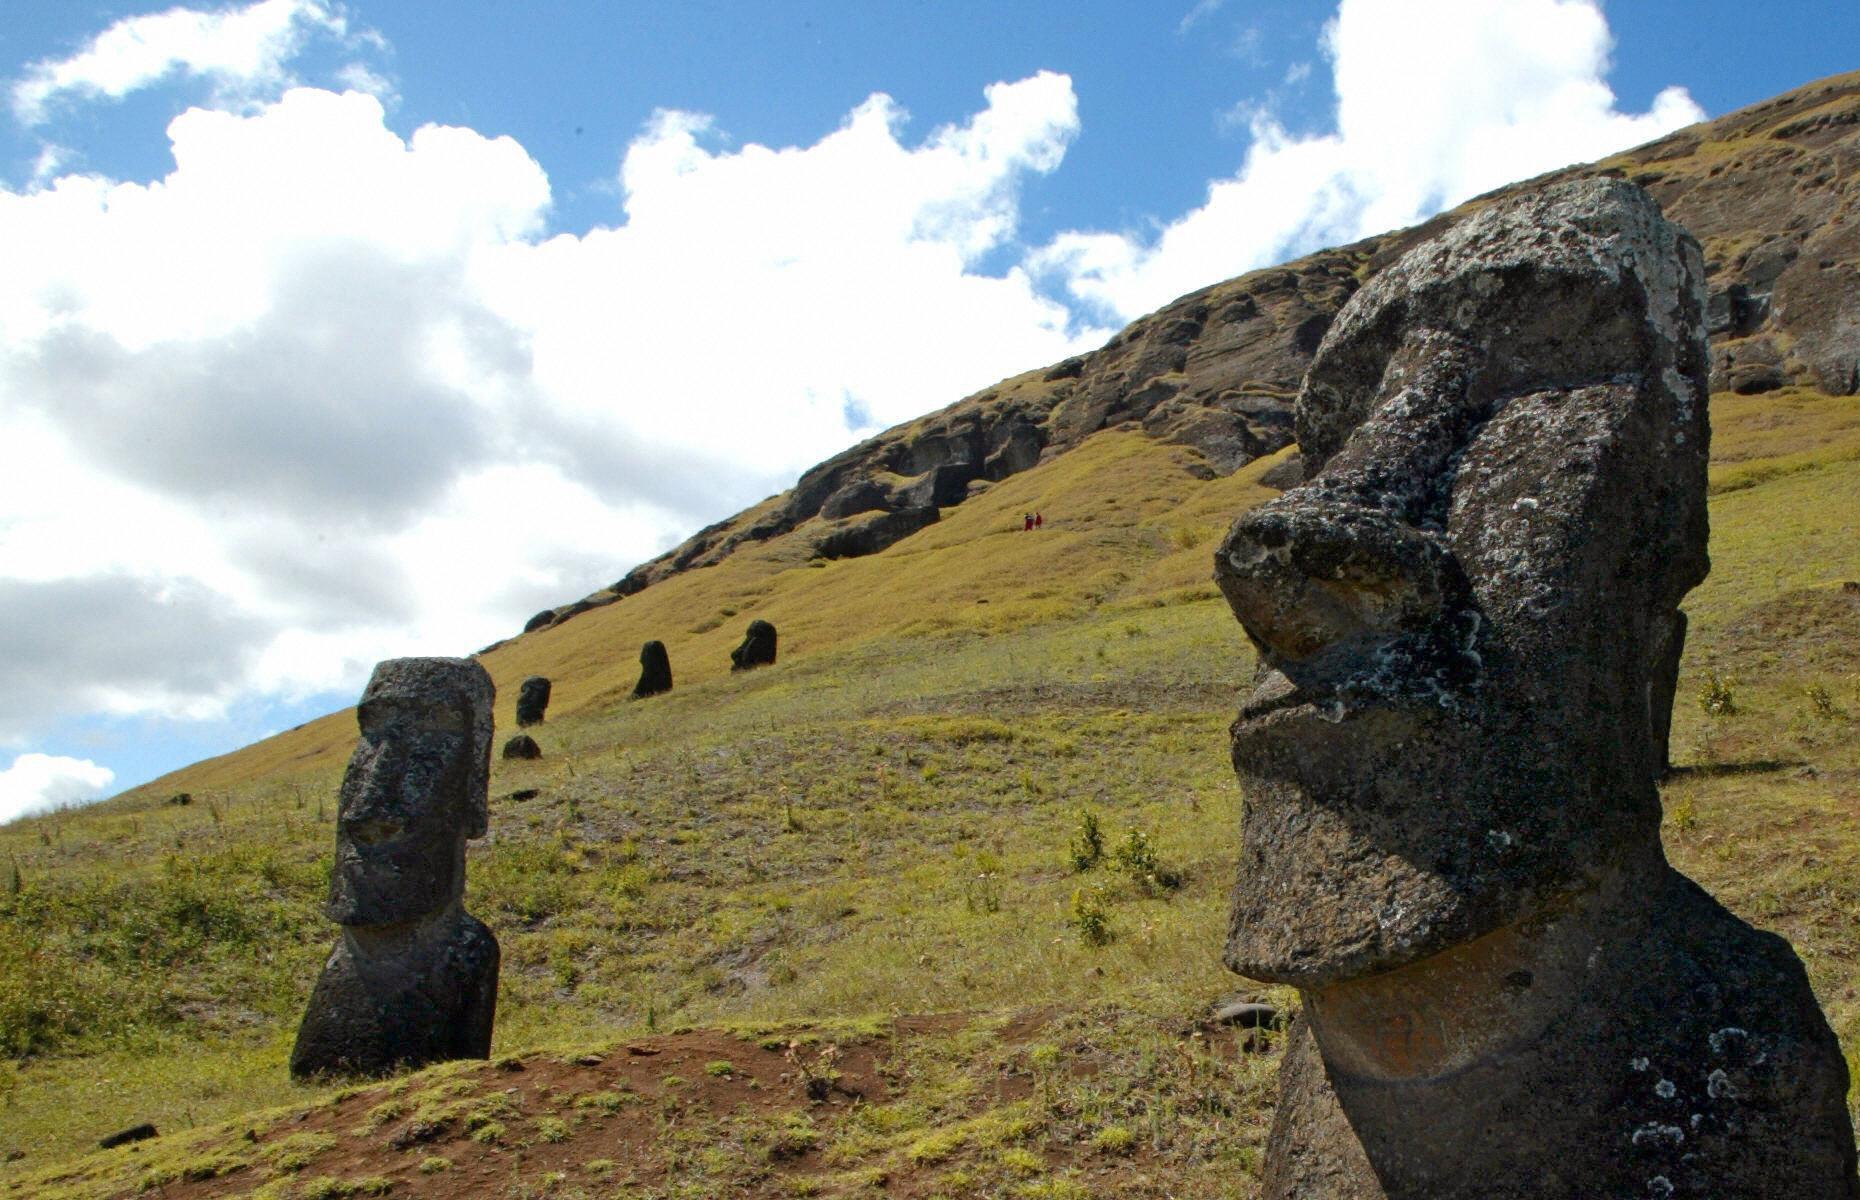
[0,0,1854,821]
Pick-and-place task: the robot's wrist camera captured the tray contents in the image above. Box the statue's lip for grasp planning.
[1238,668,1337,722]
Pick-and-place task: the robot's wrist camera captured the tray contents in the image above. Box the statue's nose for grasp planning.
[1214,498,1455,664]
[341,741,407,835]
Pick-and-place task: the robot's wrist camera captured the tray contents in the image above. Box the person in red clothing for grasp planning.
[1034,512,1044,530]
[1023,513,1033,531]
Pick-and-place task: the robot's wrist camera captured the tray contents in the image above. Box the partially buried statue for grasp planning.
[731,619,777,671]
[1213,179,1855,1198]
[633,639,673,698]
[291,657,500,1079]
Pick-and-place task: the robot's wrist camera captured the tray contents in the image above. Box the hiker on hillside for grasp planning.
[1035,512,1044,530]
[1024,513,1034,531]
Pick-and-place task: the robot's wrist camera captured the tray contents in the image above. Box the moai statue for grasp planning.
[502,733,541,760]
[1213,180,1856,1199]
[633,639,673,698]
[730,619,777,671]
[515,675,551,726]
[291,658,499,1079]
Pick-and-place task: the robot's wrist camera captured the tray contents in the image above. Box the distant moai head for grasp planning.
[326,657,494,927]
[515,675,551,727]
[634,639,673,698]
[1215,179,1711,988]
[730,620,778,671]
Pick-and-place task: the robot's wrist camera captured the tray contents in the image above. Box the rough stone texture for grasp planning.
[515,675,551,727]
[1214,180,1855,1198]
[633,640,673,699]
[533,71,1860,634]
[813,505,939,560]
[730,620,777,671]
[291,658,499,1079]
[501,733,541,761]
[522,610,555,634]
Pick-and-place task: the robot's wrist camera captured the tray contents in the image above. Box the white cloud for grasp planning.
[0,73,1099,745]
[11,0,349,125]
[1038,0,1706,320]
[0,754,116,825]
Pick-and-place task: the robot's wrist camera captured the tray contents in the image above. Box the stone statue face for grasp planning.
[327,658,493,927]
[1216,180,1709,989]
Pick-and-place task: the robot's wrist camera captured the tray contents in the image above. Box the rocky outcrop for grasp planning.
[1217,178,1855,1199]
[814,506,939,560]
[523,71,1860,638]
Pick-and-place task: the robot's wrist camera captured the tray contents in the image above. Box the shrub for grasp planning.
[1697,669,1737,717]
[1068,811,1103,873]
[1069,887,1112,946]
[1114,827,1182,893]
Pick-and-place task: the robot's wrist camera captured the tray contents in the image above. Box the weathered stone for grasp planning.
[291,658,499,1079]
[819,479,894,520]
[166,792,192,807]
[1214,179,1855,1198]
[515,675,551,726]
[730,620,777,671]
[814,506,939,560]
[522,610,555,634]
[633,640,673,699]
[501,733,541,760]
[1208,1000,1286,1029]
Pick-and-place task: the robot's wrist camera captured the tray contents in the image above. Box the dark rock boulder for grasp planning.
[730,620,777,671]
[819,479,894,520]
[814,506,939,560]
[522,610,555,634]
[501,733,541,761]
[633,640,673,699]
[515,676,551,727]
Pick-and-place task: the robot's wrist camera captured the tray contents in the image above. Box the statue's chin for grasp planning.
[327,873,449,930]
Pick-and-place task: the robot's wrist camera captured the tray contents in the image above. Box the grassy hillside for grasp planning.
[1,383,1857,1198]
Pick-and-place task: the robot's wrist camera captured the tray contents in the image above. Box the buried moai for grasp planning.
[633,639,673,698]
[515,675,551,726]
[1213,180,1856,1198]
[730,619,777,671]
[290,658,499,1079]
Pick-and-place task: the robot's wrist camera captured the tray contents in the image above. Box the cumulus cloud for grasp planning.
[0,754,116,825]
[11,0,348,125]
[1038,0,1705,319]
[0,71,1098,748]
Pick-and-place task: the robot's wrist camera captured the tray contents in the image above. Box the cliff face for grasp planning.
[520,70,1860,638]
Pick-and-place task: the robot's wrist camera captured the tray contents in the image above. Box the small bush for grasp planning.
[532,1115,570,1143]
[1091,1125,1137,1155]
[1070,887,1112,946]
[1697,669,1738,717]
[1068,811,1103,873]
[1805,682,1844,720]
[1114,827,1182,893]
[705,1059,736,1077]
[418,1157,450,1174]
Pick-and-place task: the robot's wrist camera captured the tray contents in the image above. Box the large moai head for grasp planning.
[326,657,495,928]
[1215,179,1710,988]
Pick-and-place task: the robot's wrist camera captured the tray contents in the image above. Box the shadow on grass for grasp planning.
[1666,759,1804,780]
